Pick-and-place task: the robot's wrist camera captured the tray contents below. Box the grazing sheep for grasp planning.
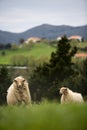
[59,87,84,104]
[7,76,31,105]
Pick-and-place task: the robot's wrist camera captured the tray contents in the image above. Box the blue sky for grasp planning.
[0,0,87,32]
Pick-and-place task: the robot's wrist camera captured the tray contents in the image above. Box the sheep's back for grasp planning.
[7,84,18,105]
[71,92,84,103]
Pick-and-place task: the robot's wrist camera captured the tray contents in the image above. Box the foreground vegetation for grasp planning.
[0,102,87,130]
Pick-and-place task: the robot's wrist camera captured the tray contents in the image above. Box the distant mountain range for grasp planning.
[0,24,87,44]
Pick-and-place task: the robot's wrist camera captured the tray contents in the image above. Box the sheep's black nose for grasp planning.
[18,85,22,88]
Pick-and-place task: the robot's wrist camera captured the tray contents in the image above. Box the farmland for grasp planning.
[0,41,87,65]
[0,43,55,65]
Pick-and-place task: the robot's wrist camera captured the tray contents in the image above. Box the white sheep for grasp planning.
[59,87,84,104]
[7,76,31,105]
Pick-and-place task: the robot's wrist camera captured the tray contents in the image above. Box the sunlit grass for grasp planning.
[0,102,87,130]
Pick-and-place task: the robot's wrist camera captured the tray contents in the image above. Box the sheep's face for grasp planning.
[60,87,68,95]
[14,76,26,90]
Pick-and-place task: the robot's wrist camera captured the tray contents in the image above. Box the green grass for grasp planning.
[70,41,87,53]
[0,102,87,130]
[0,41,87,65]
[0,43,55,65]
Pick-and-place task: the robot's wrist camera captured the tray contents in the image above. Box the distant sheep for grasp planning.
[7,76,31,105]
[59,87,84,104]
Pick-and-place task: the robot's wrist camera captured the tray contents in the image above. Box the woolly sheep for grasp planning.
[59,87,84,104]
[7,76,31,105]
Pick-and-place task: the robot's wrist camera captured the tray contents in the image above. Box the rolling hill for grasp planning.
[0,24,87,44]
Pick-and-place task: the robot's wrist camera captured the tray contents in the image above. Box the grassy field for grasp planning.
[0,43,55,65]
[0,41,87,65]
[70,41,87,50]
[0,102,87,130]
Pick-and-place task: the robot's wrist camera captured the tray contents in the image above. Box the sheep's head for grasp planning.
[13,76,26,90]
[59,87,68,95]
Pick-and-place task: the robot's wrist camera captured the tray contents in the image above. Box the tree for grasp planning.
[48,35,77,80]
[19,38,25,44]
[79,58,87,96]
[1,51,6,56]
[0,66,11,104]
[5,43,12,49]
[29,36,77,101]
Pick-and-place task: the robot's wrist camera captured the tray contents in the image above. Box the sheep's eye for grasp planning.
[22,79,25,83]
[14,80,17,84]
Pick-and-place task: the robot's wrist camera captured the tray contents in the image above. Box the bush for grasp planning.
[1,51,6,56]
[11,55,29,66]
[0,66,11,104]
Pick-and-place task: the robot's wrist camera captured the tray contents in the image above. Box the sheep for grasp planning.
[59,87,84,104]
[7,76,31,105]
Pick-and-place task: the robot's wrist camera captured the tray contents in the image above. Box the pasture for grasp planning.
[0,41,87,65]
[0,43,55,65]
[0,102,87,130]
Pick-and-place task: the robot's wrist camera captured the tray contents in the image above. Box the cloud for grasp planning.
[0,0,87,32]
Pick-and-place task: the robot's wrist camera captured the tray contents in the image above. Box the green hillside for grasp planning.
[0,43,55,65]
[0,41,87,65]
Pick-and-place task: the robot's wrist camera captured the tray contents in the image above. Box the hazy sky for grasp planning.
[0,0,87,32]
